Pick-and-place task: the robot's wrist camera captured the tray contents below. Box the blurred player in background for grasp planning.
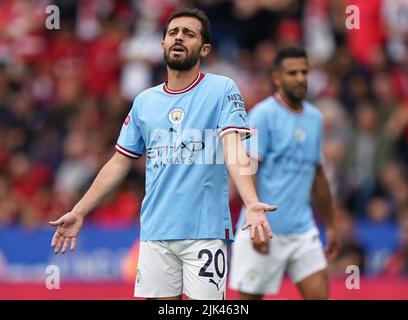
[229,46,341,300]
[49,8,276,300]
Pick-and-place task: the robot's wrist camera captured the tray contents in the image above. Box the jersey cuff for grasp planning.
[219,126,253,140]
[115,144,143,159]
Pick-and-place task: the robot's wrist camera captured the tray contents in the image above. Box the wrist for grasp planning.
[245,199,260,208]
[71,207,87,219]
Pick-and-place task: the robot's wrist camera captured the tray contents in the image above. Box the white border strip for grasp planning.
[219,127,253,139]
[115,144,141,158]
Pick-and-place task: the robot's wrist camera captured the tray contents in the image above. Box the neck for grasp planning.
[278,90,303,111]
[166,65,201,91]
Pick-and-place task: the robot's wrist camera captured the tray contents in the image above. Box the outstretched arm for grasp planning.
[222,132,277,242]
[49,152,135,254]
[311,164,341,261]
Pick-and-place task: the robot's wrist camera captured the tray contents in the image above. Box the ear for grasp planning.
[272,70,280,88]
[160,41,164,54]
[200,44,211,58]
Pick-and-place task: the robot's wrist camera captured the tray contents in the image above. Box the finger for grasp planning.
[70,238,77,251]
[257,225,265,243]
[263,239,270,254]
[61,238,70,254]
[242,223,250,231]
[250,226,255,240]
[51,231,61,247]
[54,237,64,254]
[49,217,64,227]
[262,223,273,239]
[263,205,278,212]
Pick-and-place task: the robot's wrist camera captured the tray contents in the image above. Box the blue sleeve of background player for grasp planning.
[245,103,270,161]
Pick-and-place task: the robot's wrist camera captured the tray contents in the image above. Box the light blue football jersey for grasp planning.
[237,94,324,235]
[116,72,251,241]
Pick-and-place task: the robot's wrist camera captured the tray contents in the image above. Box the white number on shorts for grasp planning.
[198,249,225,278]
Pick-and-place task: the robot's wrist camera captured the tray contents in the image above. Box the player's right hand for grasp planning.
[242,202,277,243]
[252,225,270,255]
[49,211,83,254]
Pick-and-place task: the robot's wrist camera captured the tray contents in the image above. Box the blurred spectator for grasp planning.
[346,0,384,67]
[328,201,365,275]
[119,17,163,101]
[342,101,391,213]
[54,131,98,202]
[356,197,398,274]
[315,97,349,198]
[84,19,125,97]
[303,0,336,64]
[381,0,408,64]
[377,162,408,215]
[91,186,142,226]
[383,210,408,276]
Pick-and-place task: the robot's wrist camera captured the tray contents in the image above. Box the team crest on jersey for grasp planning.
[295,128,306,142]
[168,107,185,124]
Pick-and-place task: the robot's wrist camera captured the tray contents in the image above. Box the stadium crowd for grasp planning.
[0,0,407,276]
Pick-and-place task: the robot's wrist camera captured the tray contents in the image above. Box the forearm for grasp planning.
[72,152,133,218]
[223,133,259,207]
[312,166,336,227]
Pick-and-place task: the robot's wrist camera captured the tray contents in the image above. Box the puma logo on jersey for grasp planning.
[239,113,247,123]
[209,278,221,290]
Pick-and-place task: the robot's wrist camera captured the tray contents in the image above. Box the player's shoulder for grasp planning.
[250,96,276,115]
[139,84,163,99]
[303,100,323,121]
[204,73,237,88]
[130,84,163,108]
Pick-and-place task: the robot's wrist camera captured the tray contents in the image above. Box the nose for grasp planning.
[175,30,184,42]
[296,72,306,84]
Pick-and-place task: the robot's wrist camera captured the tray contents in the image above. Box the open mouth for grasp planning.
[171,45,187,53]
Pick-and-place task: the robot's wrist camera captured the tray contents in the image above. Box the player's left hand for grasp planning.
[325,226,341,261]
[242,202,277,242]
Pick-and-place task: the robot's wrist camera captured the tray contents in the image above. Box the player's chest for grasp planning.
[138,95,220,134]
[269,116,319,152]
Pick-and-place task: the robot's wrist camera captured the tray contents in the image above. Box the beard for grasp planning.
[164,45,202,71]
[283,84,307,102]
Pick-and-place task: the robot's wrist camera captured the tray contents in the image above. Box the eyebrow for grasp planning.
[168,26,197,35]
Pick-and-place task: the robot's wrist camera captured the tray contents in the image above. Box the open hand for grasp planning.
[242,202,277,243]
[49,212,83,254]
